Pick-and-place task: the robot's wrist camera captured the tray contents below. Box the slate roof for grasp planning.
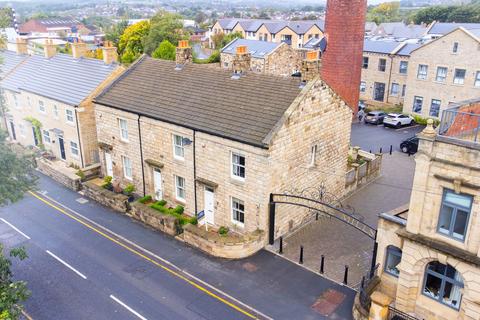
[428,22,480,35]
[1,53,118,106]
[216,18,325,34]
[0,50,28,79]
[95,56,302,148]
[373,22,427,39]
[363,40,400,54]
[221,39,282,58]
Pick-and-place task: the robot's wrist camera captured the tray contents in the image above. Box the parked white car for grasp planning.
[383,113,414,128]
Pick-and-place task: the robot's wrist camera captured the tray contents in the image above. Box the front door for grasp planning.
[374,82,385,102]
[153,168,163,200]
[58,137,66,160]
[204,186,215,225]
[105,152,113,177]
[32,127,38,146]
[9,121,16,140]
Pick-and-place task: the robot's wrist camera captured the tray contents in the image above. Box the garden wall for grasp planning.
[37,158,82,191]
[82,181,129,213]
[130,202,181,236]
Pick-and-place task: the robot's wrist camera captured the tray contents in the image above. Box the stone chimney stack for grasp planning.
[301,50,321,83]
[102,41,118,65]
[320,0,367,113]
[175,40,192,66]
[71,39,87,59]
[15,38,28,55]
[44,39,57,59]
[232,45,251,75]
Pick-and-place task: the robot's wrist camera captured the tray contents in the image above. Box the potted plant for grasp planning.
[218,226,229,236]
[123,183,135,202]
[101,176,113,191]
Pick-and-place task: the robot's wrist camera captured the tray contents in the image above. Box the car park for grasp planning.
[400,137,419,154]
[383,113,414,128]
[364,111,387,125]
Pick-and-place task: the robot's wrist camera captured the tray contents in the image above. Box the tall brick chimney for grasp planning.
[43,39,56,59]
[232,45,251,75]
[15,38,28,55]
[175,40,192,67]
[320,0,367,113]
[71,39,87,59]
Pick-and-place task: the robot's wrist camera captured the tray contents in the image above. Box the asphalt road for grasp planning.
[0,174,356,320]
[351,122,424,153]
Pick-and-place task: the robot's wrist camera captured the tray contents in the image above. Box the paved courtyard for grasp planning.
[269,147,417,289]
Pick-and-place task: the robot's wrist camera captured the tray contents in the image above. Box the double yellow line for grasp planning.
[28,191,258,319]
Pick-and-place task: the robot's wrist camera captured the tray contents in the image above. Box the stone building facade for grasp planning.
[403,27,480,119]
[365,99,480,320]
[1,41,123,168]
[220,39,303,77]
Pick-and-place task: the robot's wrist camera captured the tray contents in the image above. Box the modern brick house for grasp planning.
[1,40,123,168]
[94,0,366,242]
[220,38,303,77]
[365,99,480,320]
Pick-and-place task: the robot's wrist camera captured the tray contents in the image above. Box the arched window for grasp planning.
[384,245,402,277]
[423,261,463,310]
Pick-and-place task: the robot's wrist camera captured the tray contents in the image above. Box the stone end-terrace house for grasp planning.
[1,41,124,168]
[220,38,303,77]
[94,52,352,237]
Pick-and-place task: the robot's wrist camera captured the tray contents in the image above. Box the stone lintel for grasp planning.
[195,177,218,188]
[433,174,480,190]
[145,159,164,168]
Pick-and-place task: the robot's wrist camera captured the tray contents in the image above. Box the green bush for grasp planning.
[411,114,440,126]
[158,200,167,206]
[123,183,135,195]
[218,226,229,236]
[149,201,195,226]
[173,205,184,214]
[102,176,113,189]
[137,195,152,204]
[75,169,85,181]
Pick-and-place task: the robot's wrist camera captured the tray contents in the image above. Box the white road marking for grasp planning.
[110,295,147,320]
[45,250,87,280]
[0,218,31,240]
[36,191,273,320]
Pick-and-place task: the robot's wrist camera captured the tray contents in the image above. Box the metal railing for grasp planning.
[387,306,420,320]
[439,108,480,143]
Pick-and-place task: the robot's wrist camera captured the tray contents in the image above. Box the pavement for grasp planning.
[1,174,356,320]
[273,123,419,289]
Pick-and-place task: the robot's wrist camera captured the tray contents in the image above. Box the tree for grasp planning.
[211,31,243,49]
[367,1,401,24]
[0,130,38,206]
[105,20,129,47]
[195,11,207,25]
[118,20,151,63]
[142,11,184,55]
[0,8,12,28]
[0,245,29,320]
[152,40,176,60]
[410,3,480,24]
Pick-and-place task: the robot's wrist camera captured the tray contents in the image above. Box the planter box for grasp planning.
[83,181,129,213]
[183,224,265,259]
[130,202,182,236]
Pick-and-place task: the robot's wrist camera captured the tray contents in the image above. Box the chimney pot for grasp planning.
[306,50,319,61]
[178,40,189,49]
[232,45,251,75]
[175,40,192,67]
[236,45,248,55]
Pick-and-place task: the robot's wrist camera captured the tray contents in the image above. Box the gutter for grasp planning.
[193,130,198,215]
[74,107,85,168]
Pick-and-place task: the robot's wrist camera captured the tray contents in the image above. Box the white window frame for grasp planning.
[118,118,129,142]
[231,152,245,180]
[174,175,186,202]
[474,71,480,88]
[19,122,25,137]
[65,109,75,124]
[173,134,185,160]
[231,197,245,226]
[390,83,400,96]
[435,66,448,82]
[122,156,133,180]
[429,99,441,118]
[70,141,79,158]
[360,81,366,93]
[53,105,59,119]
[42,130,51,144]
[399,61,408,74]
[417,64,428,80]
[453,68,466,85]
[38,100,46,114]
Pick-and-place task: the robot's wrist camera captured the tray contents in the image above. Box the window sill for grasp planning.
[230,177,245,186]
[231,220,245,228]
[175,197,186,204]
[173,156,185,162]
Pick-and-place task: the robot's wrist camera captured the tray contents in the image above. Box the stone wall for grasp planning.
[36,158,82,191]
[82,181,129,212]
[266,77,352,239]
[183,224,265,259]
[130,202,182,236]
[344,152,382,196]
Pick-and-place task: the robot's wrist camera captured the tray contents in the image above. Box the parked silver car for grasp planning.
[364,111,387,124]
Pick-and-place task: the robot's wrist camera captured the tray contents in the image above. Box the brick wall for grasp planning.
[321,0,367,112]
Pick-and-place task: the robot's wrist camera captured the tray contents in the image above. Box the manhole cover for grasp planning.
[76,198,89,204]
[311,289,346,316]
[242,262,258,272]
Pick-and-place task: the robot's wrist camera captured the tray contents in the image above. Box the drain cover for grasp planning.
[311,289,346,316]
[76,198,89,204]
[242,262,258,272]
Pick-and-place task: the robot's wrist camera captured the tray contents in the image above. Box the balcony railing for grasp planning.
[438,108,480,144]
